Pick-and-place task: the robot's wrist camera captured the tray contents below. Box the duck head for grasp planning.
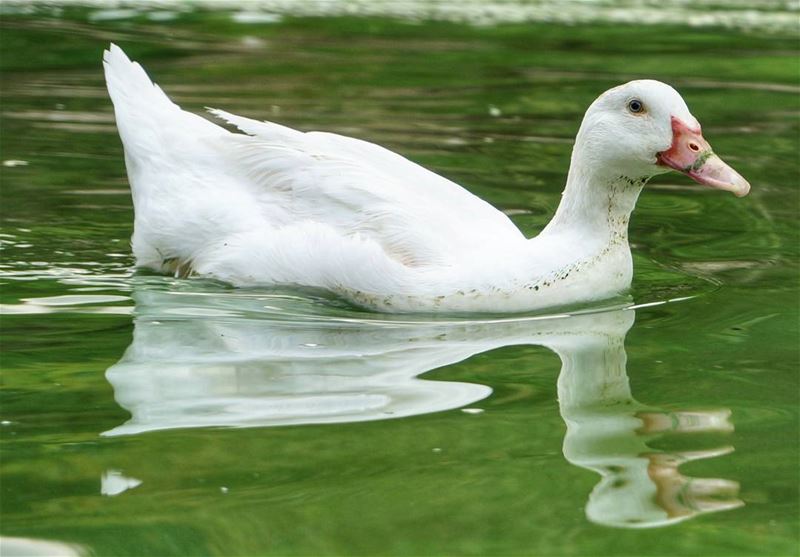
[576,80,750,197]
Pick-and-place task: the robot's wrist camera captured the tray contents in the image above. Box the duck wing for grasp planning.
[208,109,524,267]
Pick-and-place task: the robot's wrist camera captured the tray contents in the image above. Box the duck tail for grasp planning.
[103,43,220,161]
[103,43,176,115]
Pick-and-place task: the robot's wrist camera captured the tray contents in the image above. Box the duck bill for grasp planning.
[657,116,750,197]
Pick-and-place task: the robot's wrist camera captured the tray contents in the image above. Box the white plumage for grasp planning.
[103,44,748,313]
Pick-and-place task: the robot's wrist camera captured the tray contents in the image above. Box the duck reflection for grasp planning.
[553,323,742,527]
[104,287,742,527]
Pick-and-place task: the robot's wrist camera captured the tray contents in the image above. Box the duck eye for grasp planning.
[627,99,644,114]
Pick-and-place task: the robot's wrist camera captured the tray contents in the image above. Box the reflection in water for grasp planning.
[100,470,142,497]
[553,327,742,527]
[105,290,494,433]
[0,537,86,557]
[105,288,742,528]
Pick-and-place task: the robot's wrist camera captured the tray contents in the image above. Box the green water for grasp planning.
[1,5,798,556]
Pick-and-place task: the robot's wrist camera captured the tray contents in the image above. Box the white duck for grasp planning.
[103,44,750,313]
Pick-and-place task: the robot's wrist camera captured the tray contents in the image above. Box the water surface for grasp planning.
[1,4,798,556]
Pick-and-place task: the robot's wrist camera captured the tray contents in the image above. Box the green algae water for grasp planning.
[1,3,798,556]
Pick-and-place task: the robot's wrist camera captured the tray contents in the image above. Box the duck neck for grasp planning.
[542,151,648,244]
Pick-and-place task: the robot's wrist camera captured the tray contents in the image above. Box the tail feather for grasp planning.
[207,108,304,142]
[103,43,222,160]
[103,43,176,114]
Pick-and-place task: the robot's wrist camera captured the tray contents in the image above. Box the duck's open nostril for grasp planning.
[689,142,700,152]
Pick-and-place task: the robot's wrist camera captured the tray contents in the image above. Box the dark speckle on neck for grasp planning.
[617,175,649,187]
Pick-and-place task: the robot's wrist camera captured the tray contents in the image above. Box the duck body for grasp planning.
[103,44,749,313]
